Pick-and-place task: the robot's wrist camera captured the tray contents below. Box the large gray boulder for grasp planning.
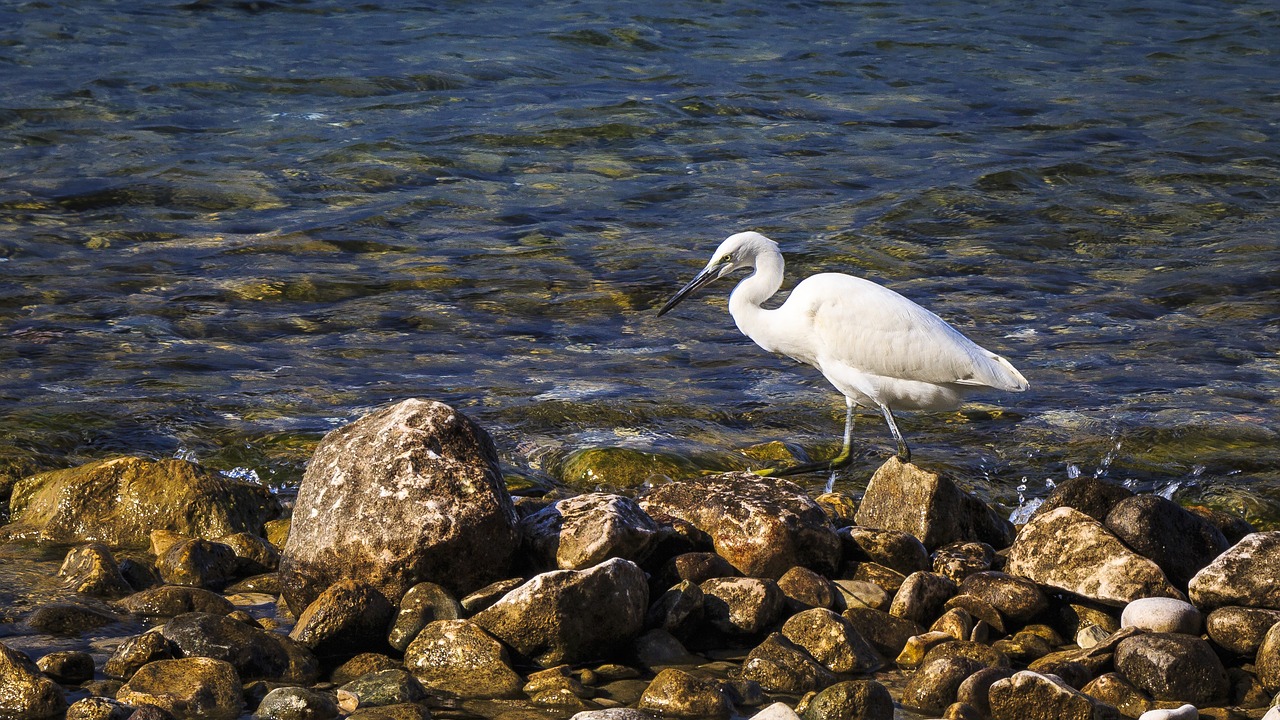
[2,456,280,546]
[1188,532,1280,611]
[1005,507,1181,606]
[640,473,839,579]
[854,458,1014,550]
[472,557,648,666]
[279,399,519,612]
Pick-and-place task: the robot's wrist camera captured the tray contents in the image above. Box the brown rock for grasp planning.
[853,458,1014,550]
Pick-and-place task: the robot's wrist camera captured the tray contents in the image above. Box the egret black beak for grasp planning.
[657,266,722,316]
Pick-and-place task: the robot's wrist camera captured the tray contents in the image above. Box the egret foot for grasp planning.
[752,448,853,478]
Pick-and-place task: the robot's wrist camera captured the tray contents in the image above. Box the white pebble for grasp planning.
[1138,704,1198,720]
[1121,596,1202,635]
[1263,707,1280,720]
[749,702,802,720]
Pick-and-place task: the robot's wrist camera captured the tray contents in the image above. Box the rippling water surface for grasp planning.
[2,0,1278,527]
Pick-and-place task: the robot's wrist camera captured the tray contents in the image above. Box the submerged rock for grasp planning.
[3,456,280,546]
[279,399,519,612]
[1005,507,1181,606]
[853,458,1014,550]
[640,473,839,579]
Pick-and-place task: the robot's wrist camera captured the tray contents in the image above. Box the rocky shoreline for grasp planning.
[2,398,1279,720]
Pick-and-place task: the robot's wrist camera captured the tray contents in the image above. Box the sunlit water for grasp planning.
[2,0,1278,716]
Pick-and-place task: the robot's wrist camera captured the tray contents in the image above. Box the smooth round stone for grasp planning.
[1137,704,1197,720]
[1120,597,1202,634]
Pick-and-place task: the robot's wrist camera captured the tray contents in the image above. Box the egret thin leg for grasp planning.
[753,398,857,477]
[879,403,911,462]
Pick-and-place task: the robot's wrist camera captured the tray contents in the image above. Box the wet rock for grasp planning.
[838,526,930,576]
[1076,624,1112,649]
[571,711,659,720]
[66,697,133,720]
[1114,632,1229,704]
[330,653,402,685]
[752,702,802,720]
[781,608,883,673]
[1104,494,1229,588]
[36,650,94,685]
[1256,621,1280,691]
[799,679,893,720]
[116,657,243,720]
[119,585,234,617]
[841,607,922,658]
[847,562,906,594]
[117,557,161,592]
[942,702,982,720]
[387,581,462,652]
[473,557,648,665]
[1136,705,1197,720]
[126,706,176,720]
[739,633,838,694]
[637,668,733,719]
[522,492,659,570]
[991,630,1053,663]
[1188,531,1280,611]
[931,607,977,642]
[647,580,703,637]
[901,656,985,715]
[1005,507,1181,606]
[58,543,133,597]
[0,642,67,719]
[944,594,1005,635]
[1120,597,1202,634]
[26,601,121,636]
[634,628,702,667]
[288,579,394,658]
[253,686,339,720]
[700,577,785,636]
[459,577,522,614]
[777,566,836,612]
[558,447,694,490]
[156,539,238,590]
[931,542,995,583]
[1188,506,1256,545]
[524,665,593,702]
[345,704,430,720]
[641,473,839,579]
[988,670,1120,720]
[890,571,957,626]
[896,631,957,669]
[923,639,1010,670]
[832,579,891,612]
[955,666,1014,718]
[404,619,520,698]
[217,532,280,576]
[1080,672,1153,718]
[1206,606,1280,655]
[162,612,319,683]
[279,399,519,611]
[338,669,427,708]
[853,458,1014,550]
[6,456,280,547]
[653,552,739,588]
[105,630,174,680]
[225,573,280,595]
[1032,475,1134,523]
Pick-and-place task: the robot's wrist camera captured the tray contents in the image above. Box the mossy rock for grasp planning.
[557,447,696,491]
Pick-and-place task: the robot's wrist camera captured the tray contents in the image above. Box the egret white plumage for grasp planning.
[657,231,1028,474]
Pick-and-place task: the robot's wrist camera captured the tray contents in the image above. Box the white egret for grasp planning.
[657,231,1028,474]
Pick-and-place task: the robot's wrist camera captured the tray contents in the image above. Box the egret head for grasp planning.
[657,231,779,316]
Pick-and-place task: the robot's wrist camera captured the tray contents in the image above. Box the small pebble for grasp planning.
[1076,624,1111,649]
[1137,704,1197,720]
[1120,597,1201,635]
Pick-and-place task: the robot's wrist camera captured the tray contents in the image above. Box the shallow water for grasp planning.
[1,0,1278,527]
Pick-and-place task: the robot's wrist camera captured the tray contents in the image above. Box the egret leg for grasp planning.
[879,403,911,463]
[753,398,856,477]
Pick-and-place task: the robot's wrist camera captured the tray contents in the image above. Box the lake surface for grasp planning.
[2,0,1278,528]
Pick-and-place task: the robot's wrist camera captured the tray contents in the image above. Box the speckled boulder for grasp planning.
[1254,621,1280,691]
[2,456,280,546]
[116,657,243,720]
[522,492,660,570]
[1113,632,1228,705]
[838,526,931,576]
[1005,507,1181,606]
[988,670,1120,720]
[35,650,94,685]
[637,668,733,720]
[640,473,839,579]
[287,579,394,659]
[403,619,522,698]
[162,612,319,683]
[0,642,67,720]
[156,538,239,590]
[781,608,883,673]
[901,656,985,715]
[800,679,894,720]
[254,686,340,720]
[1031,475,1134,523]
[118,585,235,617]
[472,557,648,665]
[739,632,838,694]
[279,399,519,612]
[1188,532,1280,611]
[104,629,174,681]
[57,543,133,597]
[1205,606,1280,655]
[890,572,957,626]
[854,458,1014,550]
[700,577,785,636]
